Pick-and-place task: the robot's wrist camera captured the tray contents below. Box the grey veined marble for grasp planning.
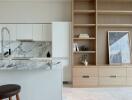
[0,41,52,58]
[0,59,60,70]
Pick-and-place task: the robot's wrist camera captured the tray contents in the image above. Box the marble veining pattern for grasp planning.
[0,59,60,70]
[0,41,52,58]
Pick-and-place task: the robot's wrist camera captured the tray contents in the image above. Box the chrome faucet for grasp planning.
[1,27,11,59]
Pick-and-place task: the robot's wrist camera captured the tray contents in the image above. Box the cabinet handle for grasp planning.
[109,75,117,78]
[82,75,90,78]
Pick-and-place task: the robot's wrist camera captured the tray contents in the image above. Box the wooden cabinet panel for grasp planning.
[126,78,132,86]
[99,68,126,77]
[127,68,132,76]
[73,77,98,87]
[99,77,126,86]
[73,68,98,77]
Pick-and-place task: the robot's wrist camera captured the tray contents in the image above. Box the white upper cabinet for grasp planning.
[42,24,51,41]
[0,24,16,41]
[33,24,51,41]
[33,24,43,41]
[16,24,33,40]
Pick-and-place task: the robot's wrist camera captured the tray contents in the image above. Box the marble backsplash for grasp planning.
[0,41,52,58]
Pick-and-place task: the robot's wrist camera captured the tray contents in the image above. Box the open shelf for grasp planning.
[73,65,97,68]
[74,24,96,27]
[98,10,132,14]
[74,0,96,10]
[74,10,96,14]
[98,24,132,27]
[74,51,96,54]
[74,13,95,24]
[73,37,96,40]
[74,0,94,2]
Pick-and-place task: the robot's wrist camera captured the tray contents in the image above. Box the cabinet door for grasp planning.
[61,59,71,82]
[33,24,43,41]
[52,22,71,58]
[16,24,33,40]
[42,24,51,41]
[0,24,16,41]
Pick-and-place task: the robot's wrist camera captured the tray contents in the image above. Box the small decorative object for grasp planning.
[79,34,89,38]
[47,51,51,58]
[73,43,76,52]
[76,43,79,52]
[108,31,131,64]
[79,45,89,51]
[74,34,79,38]
[84,59,88,66]
[80,54,88,66]
[73,43,79,52]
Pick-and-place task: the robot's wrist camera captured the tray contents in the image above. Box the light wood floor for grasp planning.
[63,85,132,100]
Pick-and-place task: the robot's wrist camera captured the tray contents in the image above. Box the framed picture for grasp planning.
[108,31,131,64]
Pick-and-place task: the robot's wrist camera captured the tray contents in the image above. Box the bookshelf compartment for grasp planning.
[98,1,132,11]
[73,40,96,52]
[74,0,96,10]
[73,27,96,38]
[74,14,96,24]
[98,14,132,24]
[73,53,96,66]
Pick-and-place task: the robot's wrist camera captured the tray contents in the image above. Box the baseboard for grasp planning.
[63,81,72,84]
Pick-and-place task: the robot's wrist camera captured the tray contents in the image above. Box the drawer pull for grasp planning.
[82,75,90,78]
[109,75,117,78]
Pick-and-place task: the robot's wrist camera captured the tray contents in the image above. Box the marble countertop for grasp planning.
[0,58,60,70]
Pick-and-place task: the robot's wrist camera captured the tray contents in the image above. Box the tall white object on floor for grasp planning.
[52,22,71,82]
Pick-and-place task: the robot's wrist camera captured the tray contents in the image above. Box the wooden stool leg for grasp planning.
[9,96,12,100]
[16,94,20,100]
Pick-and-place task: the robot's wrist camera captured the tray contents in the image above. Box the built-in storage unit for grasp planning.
[52,22,71,82]
[33,24,51,41]
[0,24,52,41]
[16,24,33,40]
[72,0,132,87]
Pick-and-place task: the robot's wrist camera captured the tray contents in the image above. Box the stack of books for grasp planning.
[79,34,89,38]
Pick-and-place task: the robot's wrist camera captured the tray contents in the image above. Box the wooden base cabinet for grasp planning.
[73,65,132,87]
[127,68,132,86]
[73,67,98,87]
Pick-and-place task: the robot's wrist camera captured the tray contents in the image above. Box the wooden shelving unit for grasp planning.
[74,10,96,14]
[97,24,132,27]
[72,0,132,87]
[98,10,132,14]
[72,0,96,67]
[73,37,96,40]
[73,51,96,54]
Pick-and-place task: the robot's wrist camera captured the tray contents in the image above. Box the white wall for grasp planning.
[0,1,71,23]
[0,0,72,82]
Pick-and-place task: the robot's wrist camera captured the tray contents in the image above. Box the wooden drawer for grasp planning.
[99,77,126,86]
[73,77,98,87]
[99,68,126,77]
[126,78,132,86]
[73,68,98,77]
[127,68,132,76]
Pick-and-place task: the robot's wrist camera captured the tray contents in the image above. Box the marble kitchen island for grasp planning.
[0,58,62,100]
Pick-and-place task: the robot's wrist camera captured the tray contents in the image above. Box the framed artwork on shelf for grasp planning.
[108,31,131,64]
